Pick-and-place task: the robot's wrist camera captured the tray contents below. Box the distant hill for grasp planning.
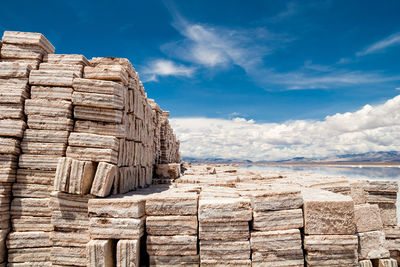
[183,151,400,164]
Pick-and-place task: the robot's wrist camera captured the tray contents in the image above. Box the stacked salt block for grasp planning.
[50,191,92,266]
[249,185,304,266]
[198,187,252,266]
[154,163,181,184]
[159,111,180,164]
[88,191,146,267]
[148,99,162,164]
[146,191,199,266]
[385,226,400,264]
[0,31,55,69]
[302,188,358,266]
[354,203,390,261]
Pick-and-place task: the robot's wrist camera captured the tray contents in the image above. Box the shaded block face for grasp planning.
[87,240,114,267]
[358,230,390,260]
[354,204,383,233]
[116,239,140,267]
[302,189,355,235]
[155,163,181,179]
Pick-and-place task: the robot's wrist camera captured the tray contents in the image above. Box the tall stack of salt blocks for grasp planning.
[88,192,146,267]
[302,188,359,266]
[198,187,252,266]
[146,190,199,266]
[159,111,180,164]
[250,185,304,267]
[0,31,55,266]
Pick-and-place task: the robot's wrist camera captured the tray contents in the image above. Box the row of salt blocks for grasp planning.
[159,111,180,164]
[198,187,252,266]
[0,31,55,266]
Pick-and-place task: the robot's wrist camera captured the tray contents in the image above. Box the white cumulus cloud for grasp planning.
[170,95,400,161]
[141,59,195,82]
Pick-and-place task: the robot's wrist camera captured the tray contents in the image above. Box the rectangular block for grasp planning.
[0,137,20,154]
[27,115,73,131]
[302,188,355,235]
[43,54,89,65]
[51,210,89,232]
[7,231,50,249]
[50,231,90,247]
[11,216,52,232]
[146,215,198,236]
[251,229,302,253]
[200,240,250,260]
[253,209,303,231]
[23,129,69,144]
[251,185,303,211]
[25,99,72,117]
[68,159,95,195]
[1,43,46,60]
[116,239,140,267]
[87,239,114,267]
[84,65,129,85]
[18,154,60,170]
[149,255,199,267]
[89,217,144,239]
[11,198,51,217]
[0,104,24,119]
[30,86,73,100]
[21,141,66,155]
[12,183,52,198]
[90,162,116,197]
[74,120,126,138]
[145,192,198,216]
[50,246,86,266]
[54,157,72,192]
[2,31,55,53]
[39,63,83,76]
[358,230,390,260]
[73,78,125,96]
[74,105,123,123]
[50,191,93,212]
[0,119,26,138]
[29,69,77,87]
[7,247,50,263]
[90,57,136,78]
[0,58,41,69]
[198,197,252,222]
[147,235,197,256]
[0,62,31,78]
[0,88,28,104]
[251,251,304,267]
[68,132,119,151]
[72,91,124,109]
[66,146,118,164]
[199,221,249,241]
[354,204,383,232]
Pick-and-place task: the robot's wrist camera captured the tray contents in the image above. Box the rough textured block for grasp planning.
[43,54,89,65]
[6,231,50,248]
[74,120,126,138]
[50,231,90,247]
[73,78,125,96]
[39,63,83,76]
[68,132,119,151]
[54,157,72,192]
[25,99,72,117]
[149,255,199,267]
[12,183,52,198]
[84,65,129,85]
[0,119,26,138]
[147,235,197,256]
[69,159,95,195]
[199,221,249,240]
[358,230,390,260]
[50,246,86,266]
[7,247,50,263]
[145,192,198,216]
[253,209,303,231]
[2,31,54,53]
[11,216,52,232]
[11,198,51,217]
[0,137,20,154]
[27,115,73,131]
[146,215,198,235]
[155,163,181,179]
[74,105,123,123]
[198,197,252,222]
[1,43,46,60]
[87,239,114,267]
[0,62,31,78]
[116,239,140,267]
[354,204,383,232]
[21,141,66,155]
[302,188,355,235]
[251,229,302,253]
[90,57,135,78]
[23,129,69,144]
[90,162,116,197]
[30,86,73,100]
[19,154,60,170]
[251,185,303,211]
[200,240,250,260]
[29,69,77,86]
[72,91,124,109]
[89,217,144,239]
[66,146,118,164]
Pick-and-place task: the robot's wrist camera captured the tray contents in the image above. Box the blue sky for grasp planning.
[2,0,400,160]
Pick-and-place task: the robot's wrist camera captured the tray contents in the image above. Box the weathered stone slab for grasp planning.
[2,31,55,53]
[90,162,116,197]
[0,119,26,138]
[0,137,20,154]
[11,216,52,232]
[74,105,123,123]
[39,63,83,76]
[146,215,198,236]
[7,231,50,248]
[50,231,89,247]
[359,260,373,267]
[54,157,72,192]
[7,247,50,263]
[199,221,249,241]
[350,180,367,205]
[358,230,390,260]
[23,129,69,144]
[200,259,251,267]
[50,191,93,212]
[372,259,399,267]
[0,88,28,104]
[1,43,46,60]
[354,204,383,232]
[21,141,66,155]
[11,197,51,217]
[251,251,304,267]
[29,69,77,87]
[50,246,86,266]
[84,65,129,85]
[253,209,303,231]
[89,217,144,239]
[249,185,304,211]
[43,54,89,65]
[155,163,180,179]
[6,262,52,267]
[90,57,135,78]
[0,104,24,119]
[149,255,199,267]
[19,154,60,170]
[0,62,31,78]
[25,99,72,117]
[145,192,198,216]
[68,159,95,195]
[302,188,355,235]
[12,183,52,198]
[68,132,119,151]
[0,154,18,169]
[73,78,125,96]
[147,235,197,256]
[88,192,145,218]
[378,203,398,226]
[74,120,126,138]
[30,86,73,100]
[27,115,73,131]
[87,239,114,267]
[0,58,41,69]
[198,197,252,222]
[251,229,302,253]
[72,91,124,109]
[116,239,140,267]
[66,146,118,164]
[51,211,89,232]
[200,240,250,260]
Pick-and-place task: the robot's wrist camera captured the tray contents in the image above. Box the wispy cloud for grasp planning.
[269,1,298,23]
[141,59,195,82]
[171,95,400,161]
[357,32,400,56]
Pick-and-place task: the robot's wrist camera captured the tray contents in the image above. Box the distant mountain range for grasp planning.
[183,151,400,164]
